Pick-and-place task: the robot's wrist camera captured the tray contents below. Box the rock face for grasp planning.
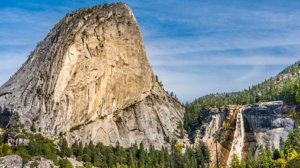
[243,101,294,155]
[0,156,58,168]
[197,101,295,167]
[23,157,58,168]
[0,3,184,149]
[6,132,30,146]
[67,157,84,167]
[0,155,23,168]
[195,106,240,167]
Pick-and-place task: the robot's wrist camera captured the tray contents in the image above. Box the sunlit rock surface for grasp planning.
[0,3,184,149]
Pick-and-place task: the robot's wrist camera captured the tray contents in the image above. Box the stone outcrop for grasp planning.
[67,157,84,167]
[23,157,58,168]
[6,132,30,146]
[243,101,294,156]
[0,155,23,168]
[197,101,295,167]
[0,156,58,168]
[0,3,184,149]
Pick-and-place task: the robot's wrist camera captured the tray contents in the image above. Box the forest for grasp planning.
[0,127,210,168]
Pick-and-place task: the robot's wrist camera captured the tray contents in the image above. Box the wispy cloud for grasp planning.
[150,55,299,67]
[1,0,300,102]
[145,30,300,57]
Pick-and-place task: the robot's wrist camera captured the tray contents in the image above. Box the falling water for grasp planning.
[226,108,245,166]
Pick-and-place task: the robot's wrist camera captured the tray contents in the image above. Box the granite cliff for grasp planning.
[0,3,184,149]
[196,101,296,167]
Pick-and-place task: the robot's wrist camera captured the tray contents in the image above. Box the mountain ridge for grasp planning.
[184,60,300,135]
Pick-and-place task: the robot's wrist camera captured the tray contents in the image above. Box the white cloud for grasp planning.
[144,30,300,58]
[149,55,299,67]
[1,0,300,102]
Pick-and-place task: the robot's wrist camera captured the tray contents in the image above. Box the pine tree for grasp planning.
[71,140,79,156]
[78,141,83,157]
[245,150,255,168]
[273,149,280,160]
[230,154,241,168]
[59,138,70,157]
[138,143,145,168]
[179,121,184,139]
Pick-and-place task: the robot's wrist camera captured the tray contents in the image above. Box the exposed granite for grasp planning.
[0,155,22,168]
[0,3,184,149]
[197,101,295,167]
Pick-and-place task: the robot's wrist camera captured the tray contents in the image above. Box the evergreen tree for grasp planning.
[245,150,255,168]
[71,140,79,156]
[179,121,184,139]
[78,141,83,157]
[138,143,145,168]
[59,158,73,168]
[59,138,71,157]
[273,149,280,160]
[230,154,245,168]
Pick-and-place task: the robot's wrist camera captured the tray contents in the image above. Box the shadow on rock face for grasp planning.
[0,107,12,128]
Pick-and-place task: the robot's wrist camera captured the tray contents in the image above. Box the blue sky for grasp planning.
[1,0,300,102]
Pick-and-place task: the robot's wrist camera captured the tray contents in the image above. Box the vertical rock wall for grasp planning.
[197,101,295,167]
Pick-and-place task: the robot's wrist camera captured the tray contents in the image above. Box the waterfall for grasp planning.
[226,108,245,166]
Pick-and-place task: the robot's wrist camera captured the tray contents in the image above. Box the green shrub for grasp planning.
[30,124,36,133]
[82,154,91,162]
[59,159,73,168]
[76,156,82,162]
[30,160,39,168]
[84,162,93,168]
[164,136,170,143]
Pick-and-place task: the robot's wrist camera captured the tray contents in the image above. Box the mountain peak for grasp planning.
[0,3,184,149]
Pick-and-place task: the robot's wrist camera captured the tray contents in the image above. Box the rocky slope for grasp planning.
[0,155,60,168]
[0,3,184,149]
[0,155,23,168]
[196,101,296,167]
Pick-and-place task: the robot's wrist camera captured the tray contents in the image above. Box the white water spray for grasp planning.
[226,108,245,166]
